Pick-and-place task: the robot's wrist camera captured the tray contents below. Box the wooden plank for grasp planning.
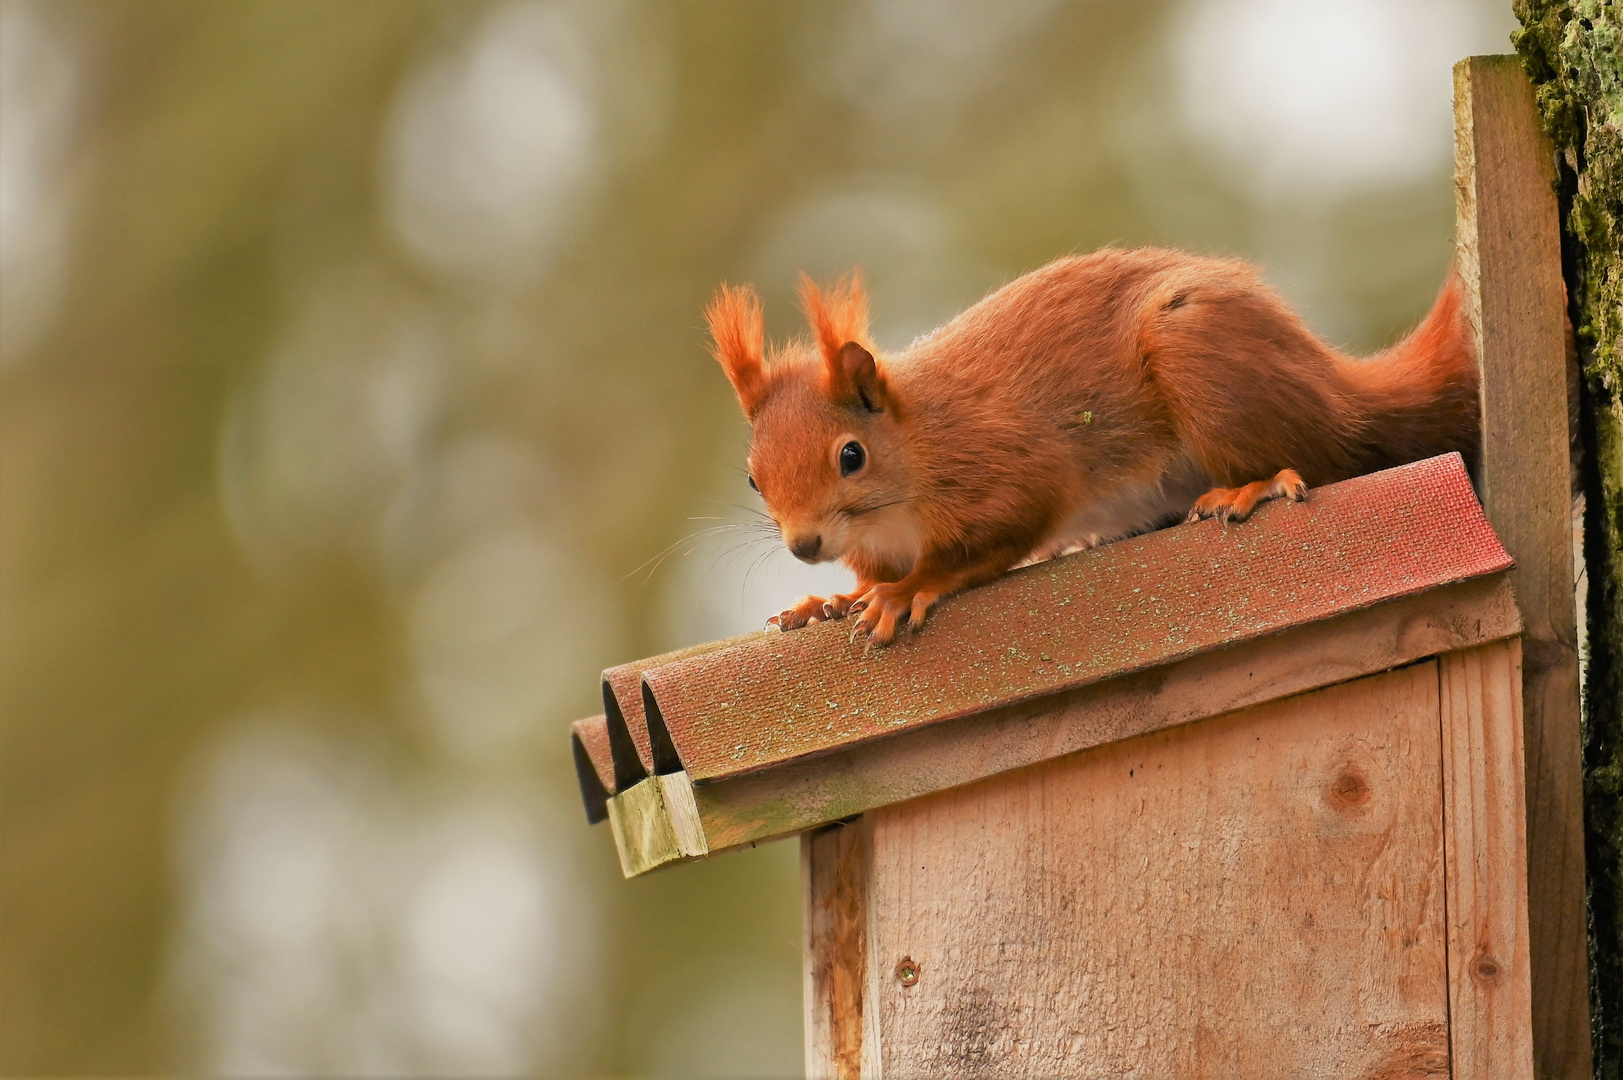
[604,773,707,878]
[658,772,708,859]
[1454,54,1591,1077]
[1440,639,1535,1078]
[803,820,875,1080]
[606,779,671,878]
[687,575,1519,854]
[853,663,1449,1077]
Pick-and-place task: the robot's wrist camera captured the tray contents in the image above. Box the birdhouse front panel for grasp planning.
[824,661,1451,1078]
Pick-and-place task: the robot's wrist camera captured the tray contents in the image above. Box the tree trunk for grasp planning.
[1513,4,1623,1077]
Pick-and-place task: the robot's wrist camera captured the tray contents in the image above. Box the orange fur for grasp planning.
[705,248,1480,645]
[704,283,767,415]
[798,272,895,413]
[799,271,872,367]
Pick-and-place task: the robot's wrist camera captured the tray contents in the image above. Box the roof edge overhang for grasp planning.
[598,631,768,789]
[605,570,1519,875]
[570,715,613,824]
[573,454,1524,877]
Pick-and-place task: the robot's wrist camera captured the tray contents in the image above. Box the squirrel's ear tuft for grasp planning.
[800,270,890,411]
[799,270,870,364]
[705,283,767,416]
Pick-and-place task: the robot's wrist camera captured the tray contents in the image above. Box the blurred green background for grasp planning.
[0,1,1515,1075]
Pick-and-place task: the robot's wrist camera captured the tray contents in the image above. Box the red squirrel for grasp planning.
[705,247,1478,645]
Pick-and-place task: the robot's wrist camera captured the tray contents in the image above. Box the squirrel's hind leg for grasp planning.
[1185,468,1307,524]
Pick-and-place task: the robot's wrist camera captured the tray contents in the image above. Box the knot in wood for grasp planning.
[1327,765,1372,813]
[1471,947,1503,986]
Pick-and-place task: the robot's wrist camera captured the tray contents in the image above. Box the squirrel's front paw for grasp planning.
[768,594,828,631]
[850,583,940,646]
[821,591,866,620]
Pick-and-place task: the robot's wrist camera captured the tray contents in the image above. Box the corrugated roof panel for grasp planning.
[599,631,766,787]
[641,454,1509,783]
[571,714,613,824]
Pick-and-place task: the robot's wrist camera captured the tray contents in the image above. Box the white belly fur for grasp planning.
[848,502,926,573]
[1030,454,1212,561]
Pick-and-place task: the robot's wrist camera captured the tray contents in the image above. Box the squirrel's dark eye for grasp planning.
[747,474,759,492]
[839,441,866,477]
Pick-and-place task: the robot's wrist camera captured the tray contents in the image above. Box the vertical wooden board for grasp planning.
[863,663,1449,1080]
[1454,54,1591,1077]
[804,820,874,1080]
[1441,639,1535,1079]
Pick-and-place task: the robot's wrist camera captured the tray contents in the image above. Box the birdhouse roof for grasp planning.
[573,454,1521,873]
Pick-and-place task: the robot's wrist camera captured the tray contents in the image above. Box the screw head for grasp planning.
[894,957,920,987]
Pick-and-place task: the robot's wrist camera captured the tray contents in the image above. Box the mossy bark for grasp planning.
[1513,4,1623,1076]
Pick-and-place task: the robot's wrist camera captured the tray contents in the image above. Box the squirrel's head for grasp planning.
[705,272,918,572]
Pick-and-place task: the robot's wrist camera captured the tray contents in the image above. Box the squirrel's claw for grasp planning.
[848,582,937,646]
[908,591,939,630]
[822,591,864,620]
[772,594,829,632]
[852,605,897,645]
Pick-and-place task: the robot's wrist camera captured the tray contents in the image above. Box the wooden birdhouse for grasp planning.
[568,57,1590,1080]
[576,453,1537,1076]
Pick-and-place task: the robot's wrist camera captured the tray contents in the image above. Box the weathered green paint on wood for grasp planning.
[606,773,708,877]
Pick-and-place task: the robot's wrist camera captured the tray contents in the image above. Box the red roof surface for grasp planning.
[570,715,612,824]
[573,453,1511,818]
[599,632,765,785]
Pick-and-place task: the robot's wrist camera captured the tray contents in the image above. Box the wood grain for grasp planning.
[692,576,1518,853]
[1454,55,1591,1077]
[859,664,1450,1078]
[604,772,707,878]
[803,821,875,1080]
[1441,639,1535,1079]
[606,778,672,878]
[658,771,708,859]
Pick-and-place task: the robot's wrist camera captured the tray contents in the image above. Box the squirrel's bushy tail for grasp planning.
[1337,272,1480,474]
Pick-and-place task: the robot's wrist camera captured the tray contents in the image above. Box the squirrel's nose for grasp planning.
[788,533,823,562]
